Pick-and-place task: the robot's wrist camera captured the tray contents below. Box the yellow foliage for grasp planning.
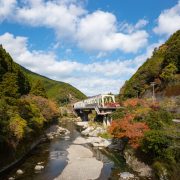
[9,114,27,140]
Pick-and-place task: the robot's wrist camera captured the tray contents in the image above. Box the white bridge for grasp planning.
[73,94,119,124]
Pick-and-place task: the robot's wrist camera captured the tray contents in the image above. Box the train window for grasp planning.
[99,99,102,106]
[104,96,114,104]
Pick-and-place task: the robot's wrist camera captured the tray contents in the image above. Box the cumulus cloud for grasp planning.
[154,1,180,36]
[0,0,16,22]
[15,0,86,39]
[0,32,157,95]
[77,11,148,52]
[0,0,148,53]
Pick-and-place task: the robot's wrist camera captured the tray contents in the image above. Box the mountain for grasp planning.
[22,67,86,103]
[0,45,86,169]
[120,30,180,98]
[0,45,86,104]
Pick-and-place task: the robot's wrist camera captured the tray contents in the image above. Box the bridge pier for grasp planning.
[103,115,112,127]
[75,110,91,121]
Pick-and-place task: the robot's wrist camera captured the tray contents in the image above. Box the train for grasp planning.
[73,94,119,109]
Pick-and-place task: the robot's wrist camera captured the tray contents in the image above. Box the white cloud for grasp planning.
[120,19,148,34]
[0,0,16,22]
[15,0,86,39]
[135,19,149,29]
[154,1,180,36]
[0,0,148,53]
[0,32,157,95]
[77,11,148,52]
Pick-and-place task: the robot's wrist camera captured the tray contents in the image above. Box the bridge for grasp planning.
[73,94,120,126]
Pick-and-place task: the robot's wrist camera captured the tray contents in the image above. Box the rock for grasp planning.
[9,177,15,180]
[89,127,103,136]
[34,165,44,171]
[88,129,99,137]
[76,117,82,122]
[101,139,111,147]
[56,144,103,180]
[65,130,70,135]
[76,122,89,129]
[37,161,44,165]
[73,137,87,144]
[46,125,69,140]
[16,169,24,175]
[124,149,152,177]
[87,137,111,147]
[81,127,94,136]
[46,134,54,140]
[120,172,134,179]
[87,137,103,144]
[64,135,70,140]
[108,139,125,151]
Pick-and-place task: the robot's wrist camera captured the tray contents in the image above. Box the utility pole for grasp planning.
[150,82,156,103]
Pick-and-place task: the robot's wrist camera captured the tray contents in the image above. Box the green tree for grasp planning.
[160,63,178,82]
[143,109,173,130]
[141,130,174,162]
[0,73,20,98]
[30,80,47,98]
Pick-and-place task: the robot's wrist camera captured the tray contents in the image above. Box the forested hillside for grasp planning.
[0,45,85,170]
[109,30,180,179]
[22,67,86,104]
[121,30,180,98]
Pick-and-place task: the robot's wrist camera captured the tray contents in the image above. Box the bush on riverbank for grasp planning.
[109,98,180,179]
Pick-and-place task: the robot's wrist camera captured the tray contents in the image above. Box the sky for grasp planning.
[0,0,180,96]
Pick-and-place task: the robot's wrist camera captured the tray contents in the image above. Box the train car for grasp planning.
[73,94,118,109]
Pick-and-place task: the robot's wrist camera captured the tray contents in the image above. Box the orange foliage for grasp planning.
[108,114,149,148]
[22,95,59,121]
[123,98,150,109]
[123,98,138,107]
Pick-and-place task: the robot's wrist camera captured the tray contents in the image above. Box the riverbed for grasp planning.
[2,120,134,180]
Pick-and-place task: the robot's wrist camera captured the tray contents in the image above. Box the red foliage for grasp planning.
[123,98,149,108]
[108,114,149,148]
[123,98,138,107]
[104,102,120,108]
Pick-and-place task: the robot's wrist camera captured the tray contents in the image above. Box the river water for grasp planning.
[3,120,134,180]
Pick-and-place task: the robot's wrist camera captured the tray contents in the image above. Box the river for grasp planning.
[2,120,134,180]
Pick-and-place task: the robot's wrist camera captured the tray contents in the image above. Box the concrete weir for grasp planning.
[55,137,103,180]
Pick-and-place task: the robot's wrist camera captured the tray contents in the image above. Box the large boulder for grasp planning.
[87,137,111,147]
[88,127,106,137]
[76,122,89,129]
[81,127,94,136]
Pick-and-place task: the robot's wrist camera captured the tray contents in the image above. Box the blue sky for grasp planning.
[0,0,180,95]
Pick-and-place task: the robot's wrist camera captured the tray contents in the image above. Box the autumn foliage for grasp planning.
[108,114,149,148]
[123,98,147,107]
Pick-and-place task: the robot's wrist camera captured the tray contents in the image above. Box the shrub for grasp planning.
[143,109,173,130]
[111,108,126,120]
[20,95,59,123]
[8,114,27,147]
[108,115,149,148]
[141,130,174,161]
